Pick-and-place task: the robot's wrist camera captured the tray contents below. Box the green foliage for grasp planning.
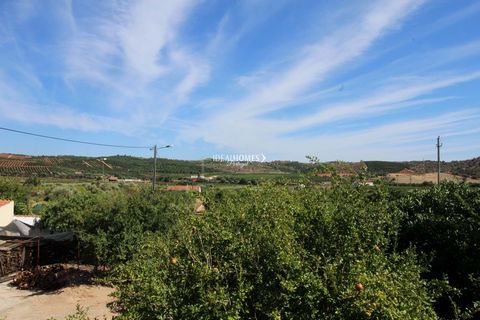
[64,305,90,320]
[397,182,480,319]
[111,183,436,319]
[0,177,30,213]
[47,305,93,320]
[42,186,196,266]
[24,175,41,186]
[364,161,407,175]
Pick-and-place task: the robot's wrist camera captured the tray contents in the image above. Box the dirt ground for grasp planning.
[0,281,115,320]
[387,172,479,184]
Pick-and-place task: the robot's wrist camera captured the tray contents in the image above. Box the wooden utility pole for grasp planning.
[436,136,442,184]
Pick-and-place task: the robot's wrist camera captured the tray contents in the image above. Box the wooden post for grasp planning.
[36,239,40,270]
[77,238,80,270]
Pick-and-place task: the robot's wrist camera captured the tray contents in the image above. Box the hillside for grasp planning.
[0,153,478,179]
[0,154,305,179]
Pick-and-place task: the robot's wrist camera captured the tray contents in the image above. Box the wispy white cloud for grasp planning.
[188,66,480,160]
[185,0,429,152]
[281,71,480,131]
[170,50,210,103]
[261,110,480,161]
[1,0,235,137]
[117,0,196,80]
[64,0,205,123]
[0,71,131,133]
[224,0,424,118]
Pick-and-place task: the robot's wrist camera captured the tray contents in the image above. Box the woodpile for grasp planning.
[11,265,70,290]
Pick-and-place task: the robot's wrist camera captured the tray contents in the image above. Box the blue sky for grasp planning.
[0,0,479,162]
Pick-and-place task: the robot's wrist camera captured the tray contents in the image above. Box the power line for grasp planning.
[0,126,150,149]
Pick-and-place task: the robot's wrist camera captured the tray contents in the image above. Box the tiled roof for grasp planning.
[0,200,12,207]
[166,185,201,191]
[397,169,416,174]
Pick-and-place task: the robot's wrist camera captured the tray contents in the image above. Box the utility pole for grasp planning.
[102,158,107,177]
[151,144,173,191]
[436,136,442,184]
[152,145,157,191]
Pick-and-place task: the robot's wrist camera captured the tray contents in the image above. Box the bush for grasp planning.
[24,175,41,186]
[47,305,91,320]
[42,187,196,266]
[397,182,480,319]
[0,177,30,213]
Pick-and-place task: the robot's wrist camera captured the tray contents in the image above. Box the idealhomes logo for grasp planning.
[212,153,266,166]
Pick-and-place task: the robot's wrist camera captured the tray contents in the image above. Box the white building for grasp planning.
[0,200,43,237]
[0,200,14,227]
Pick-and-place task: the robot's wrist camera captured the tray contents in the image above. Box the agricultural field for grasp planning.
[0,159,53,175]
[387,172,480,184]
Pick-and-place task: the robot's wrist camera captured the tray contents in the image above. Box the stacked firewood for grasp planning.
[11,264,70,290]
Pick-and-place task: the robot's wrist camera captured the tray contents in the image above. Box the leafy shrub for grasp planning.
[0,177,30,213]
[44,185,77,201]
[397,182,480,319]
[43,187,195,266]
[24,175,41,186]
[47,305,93,320]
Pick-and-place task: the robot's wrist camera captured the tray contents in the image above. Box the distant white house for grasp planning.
[121,179,144,183]
[189,175,217,181]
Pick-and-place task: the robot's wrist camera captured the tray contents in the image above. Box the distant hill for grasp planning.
[0,153,478,179]
[0,154,308,179]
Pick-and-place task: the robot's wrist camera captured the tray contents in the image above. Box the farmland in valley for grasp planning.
[1,153,479,184]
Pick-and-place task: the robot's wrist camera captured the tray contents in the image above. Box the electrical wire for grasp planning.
[0,126,150,149]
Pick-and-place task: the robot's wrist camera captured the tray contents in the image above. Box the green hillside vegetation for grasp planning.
[0,154,479,180]
[363,161,407,175]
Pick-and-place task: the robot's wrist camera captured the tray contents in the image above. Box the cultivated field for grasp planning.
[387,172,479,184]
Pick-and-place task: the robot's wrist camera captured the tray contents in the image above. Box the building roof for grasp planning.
[166,185,201,192]
[315,172,355,177]
[0,200,12,207]
[14,215,40,227]
[396,169,416,174]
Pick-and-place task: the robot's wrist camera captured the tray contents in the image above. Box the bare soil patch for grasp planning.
[0,265,116,320]
[387,172,479,184]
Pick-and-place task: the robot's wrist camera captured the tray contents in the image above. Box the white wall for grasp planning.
[0,201,14,227]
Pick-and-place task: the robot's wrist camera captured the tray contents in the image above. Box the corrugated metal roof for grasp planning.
[14,216,40,227]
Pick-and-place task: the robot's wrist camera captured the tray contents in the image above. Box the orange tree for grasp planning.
[111,182,436,319]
